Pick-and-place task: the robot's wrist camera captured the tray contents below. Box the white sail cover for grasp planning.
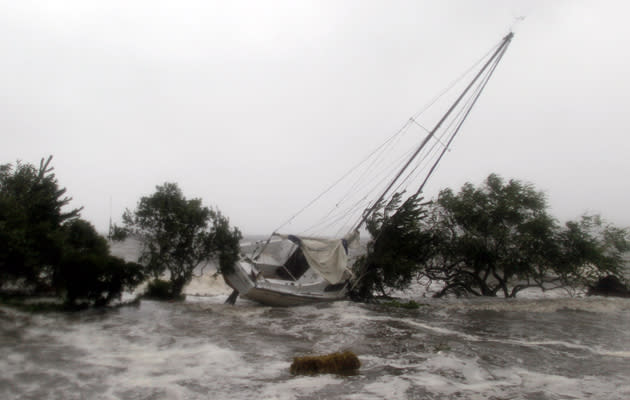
[276,232,358,284]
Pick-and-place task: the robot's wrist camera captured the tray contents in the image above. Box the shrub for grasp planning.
[290,351,361,375]
[144,279,185,301]
[114,182,241,299]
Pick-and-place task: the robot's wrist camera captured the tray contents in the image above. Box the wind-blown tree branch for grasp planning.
[553,215,629,294]
[350,193,435,301]
[54,219,145,307]
[426,174,629,298]
[114,182,242,299]
[0,156,82,288]
[1,156,144,307]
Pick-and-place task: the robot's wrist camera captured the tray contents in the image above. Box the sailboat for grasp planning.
[224,32,515,306]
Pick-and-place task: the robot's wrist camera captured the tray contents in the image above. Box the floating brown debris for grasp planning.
[290,351,361,375]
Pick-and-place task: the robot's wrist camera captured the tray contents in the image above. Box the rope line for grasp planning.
[270,33,513,238]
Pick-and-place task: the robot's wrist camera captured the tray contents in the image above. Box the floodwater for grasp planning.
[1,241,629,399]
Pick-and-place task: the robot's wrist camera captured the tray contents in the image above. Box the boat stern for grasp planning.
[223,260,258,296]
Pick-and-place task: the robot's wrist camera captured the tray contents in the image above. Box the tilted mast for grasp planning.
[353,32,515,232]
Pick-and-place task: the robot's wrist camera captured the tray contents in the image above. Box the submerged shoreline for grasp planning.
[2,239,628,399]
[2,294,629,400]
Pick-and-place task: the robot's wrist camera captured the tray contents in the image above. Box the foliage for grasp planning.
[350,193,435,300]
[0,156,81,287]
[114,182,242,299]
[144,279,185,300]
[554,214,629,290]
[290,351,361,375]
[587,275,630,297]
[0,296,69,312]
[0,156,145,307]
[351,174,629,300]
[426,174,629,298]
[55,219,145,307]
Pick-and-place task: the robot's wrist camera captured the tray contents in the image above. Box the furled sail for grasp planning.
[275,232,359,284]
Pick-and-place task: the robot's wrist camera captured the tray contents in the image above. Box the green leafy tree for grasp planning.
[426,174,629,297]
[0,156,81,289]
[55,219,145,307]
[351,193,435,300]
[114,182,242,299]
[554,215,629,293]
[0,156,146,307]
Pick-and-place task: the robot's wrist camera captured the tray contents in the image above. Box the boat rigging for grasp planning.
[224,32,516,306]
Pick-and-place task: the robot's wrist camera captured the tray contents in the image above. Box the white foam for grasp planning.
[597,350,630,358]
[509,367,630,399]
[4,285,630,400]
[400,354,514,399]
[53,321,281,400]
[184,270,232,296]
[406,317,628,359]
[257,375,340,400]
[347,376,411,399]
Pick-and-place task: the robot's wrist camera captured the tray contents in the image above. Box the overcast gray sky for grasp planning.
[2,0,629,234]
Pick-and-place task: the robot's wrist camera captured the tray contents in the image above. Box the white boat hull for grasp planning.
[224,260,348,307]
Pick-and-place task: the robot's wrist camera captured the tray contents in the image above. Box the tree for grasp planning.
[425,174,629,298]
[114,182,242,299]
[0,156,146,307]
[55,219,145,307]
[0,156,81,289]
[554,214,629,293]
[350,193,435,300]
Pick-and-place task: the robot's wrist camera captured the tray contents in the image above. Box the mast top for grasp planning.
[352,32,515,232]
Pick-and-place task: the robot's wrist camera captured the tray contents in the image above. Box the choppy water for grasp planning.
[1,241,629,399]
